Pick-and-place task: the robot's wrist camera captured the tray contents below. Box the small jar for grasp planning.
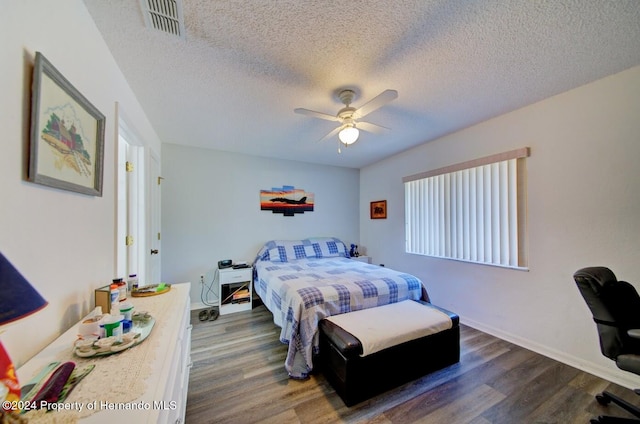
[101,315,123,341]
[128,274,138,293]
[118,281,127,301]
[109,284,120,305]
[119,302,133,319]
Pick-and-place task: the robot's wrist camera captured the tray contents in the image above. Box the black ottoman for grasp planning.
[319,300,460,406]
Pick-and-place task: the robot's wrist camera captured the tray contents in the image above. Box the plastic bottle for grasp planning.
[110,284,119,315]
[119,302,134,333]
[128,274,138,293]
[118,281,127,301]
[102,314,123,341]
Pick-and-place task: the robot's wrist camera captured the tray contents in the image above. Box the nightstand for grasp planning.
[351,256,371,264]
[219,267,252,315]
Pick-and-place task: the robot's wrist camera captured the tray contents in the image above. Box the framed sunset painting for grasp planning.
[260,185,314,216]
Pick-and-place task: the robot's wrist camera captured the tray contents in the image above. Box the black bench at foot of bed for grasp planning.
[318,300,460,407]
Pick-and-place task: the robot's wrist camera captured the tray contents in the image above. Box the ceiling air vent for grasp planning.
[139,0,185,38]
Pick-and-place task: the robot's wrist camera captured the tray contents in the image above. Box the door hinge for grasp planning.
[126,161,134,172]
[157,176,164,185]
[158,232,161,240]
[125,235,134,246]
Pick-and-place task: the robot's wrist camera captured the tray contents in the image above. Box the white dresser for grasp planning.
[17,283,192,423]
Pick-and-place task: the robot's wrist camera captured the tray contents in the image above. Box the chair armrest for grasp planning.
[628,329,640,339]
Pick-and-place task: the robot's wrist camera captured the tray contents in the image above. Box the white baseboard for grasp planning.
[460,315,639,390]
[190,301,218,311]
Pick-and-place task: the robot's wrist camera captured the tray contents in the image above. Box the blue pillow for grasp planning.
[255,237,349,263]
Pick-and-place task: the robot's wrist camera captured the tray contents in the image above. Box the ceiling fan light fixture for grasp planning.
[339,125,359,145]
[295,88,397,150]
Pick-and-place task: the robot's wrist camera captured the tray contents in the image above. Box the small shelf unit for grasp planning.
[219,267,253,315]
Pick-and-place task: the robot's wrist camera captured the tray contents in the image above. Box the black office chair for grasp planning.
[574,267,640,424]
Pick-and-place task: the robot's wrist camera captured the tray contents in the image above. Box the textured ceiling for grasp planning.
[83,0,640,169]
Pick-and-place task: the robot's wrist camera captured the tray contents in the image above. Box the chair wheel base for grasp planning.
[597,394,612,405]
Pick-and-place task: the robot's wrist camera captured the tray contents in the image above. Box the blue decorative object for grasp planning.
[0,252,48,326]
[0,252,48,408]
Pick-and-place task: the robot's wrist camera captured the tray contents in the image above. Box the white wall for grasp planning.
[360,65,640,389]
[161,144,360,308]
[0,1,161,367]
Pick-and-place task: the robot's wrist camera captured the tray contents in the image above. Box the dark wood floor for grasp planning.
[186,305,639,424]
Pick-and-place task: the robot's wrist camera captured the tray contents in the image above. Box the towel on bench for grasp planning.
[325,299,453,356]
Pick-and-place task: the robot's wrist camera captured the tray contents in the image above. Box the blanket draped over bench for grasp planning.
[253,238,425,379]
[325,299,453,356]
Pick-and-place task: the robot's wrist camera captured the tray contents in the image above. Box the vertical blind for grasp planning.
[403,148,529,269]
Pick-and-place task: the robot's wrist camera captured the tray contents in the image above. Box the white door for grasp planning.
[116,134,144,280]
[127,144,141,283]
[117,105,146,286]
[148,153,161,284]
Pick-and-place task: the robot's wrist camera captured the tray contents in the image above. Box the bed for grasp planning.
[253,237,426,379]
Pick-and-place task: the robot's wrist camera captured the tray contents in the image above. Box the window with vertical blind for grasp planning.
[403,148,530,269]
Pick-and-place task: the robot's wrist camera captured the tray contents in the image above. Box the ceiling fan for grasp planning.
[294,88,398,152]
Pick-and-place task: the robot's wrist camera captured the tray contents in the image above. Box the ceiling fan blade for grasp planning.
[317,125,342,142]
[357,121,390,134]
[354,89,398,118]
[294,108,339,122]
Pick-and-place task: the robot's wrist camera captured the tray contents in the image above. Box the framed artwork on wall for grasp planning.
[260,185,314,216]
[28,52,105,196]
[370,200,387,219]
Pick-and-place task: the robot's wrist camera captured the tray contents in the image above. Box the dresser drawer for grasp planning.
[219,268,251,283]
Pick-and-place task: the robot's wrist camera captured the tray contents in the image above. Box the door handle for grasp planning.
[150,249,159,255]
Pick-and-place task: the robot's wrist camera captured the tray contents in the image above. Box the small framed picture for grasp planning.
[29,52,105,196]
[370,200,387,219]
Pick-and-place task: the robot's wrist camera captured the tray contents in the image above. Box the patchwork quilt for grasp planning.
[254,237,425,378]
